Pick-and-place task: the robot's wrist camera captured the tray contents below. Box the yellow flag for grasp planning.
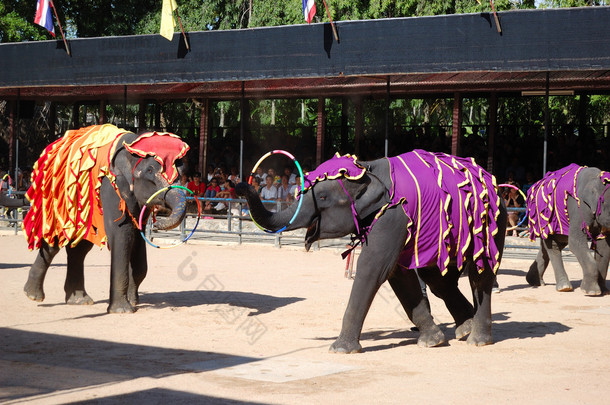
[160,0,178,41]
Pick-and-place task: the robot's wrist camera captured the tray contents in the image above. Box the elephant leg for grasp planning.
[128,231,148,306]
[466,262,495,346]
[101,178,137,313]
[329,212,408,354]
[593,238,610,295]
[419,265,474,340]
[568,230,601,295]
[65,241,94,305]
[388,266,445,348]
[526,240,550,287]
[24,240,60,302]
[542,236,571,292]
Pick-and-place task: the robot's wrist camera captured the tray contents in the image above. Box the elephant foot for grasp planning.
[455,319,473,340]
[417,326,446,348]
[555,281,573,292]
[581,279,602,296]
[107,299,136,314]
[66,291,94,305]
[329,337,362,354]
[466,330,493,346]
[128,290,140,306]
[24,283,45,302]
[526,268,543,287]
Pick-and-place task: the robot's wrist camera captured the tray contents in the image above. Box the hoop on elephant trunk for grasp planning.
[247,150,305,234]
[498,183,528,232]
[137,185,201,249]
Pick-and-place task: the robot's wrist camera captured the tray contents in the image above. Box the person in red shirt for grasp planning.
[187,172,206,197]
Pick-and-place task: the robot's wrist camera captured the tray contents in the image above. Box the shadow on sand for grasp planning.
[139,290,305,316]
[0,328,265,403]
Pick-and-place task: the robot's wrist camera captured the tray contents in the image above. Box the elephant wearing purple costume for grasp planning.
[237,150,506,353]
[526,164,610,295]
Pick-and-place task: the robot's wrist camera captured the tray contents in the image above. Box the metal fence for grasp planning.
[2,195,532,251]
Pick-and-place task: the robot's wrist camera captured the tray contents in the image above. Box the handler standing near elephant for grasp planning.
[526,164,610,295]
[22,124,190,313]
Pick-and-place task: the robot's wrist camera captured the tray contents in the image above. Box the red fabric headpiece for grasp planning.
[125,132,189,183]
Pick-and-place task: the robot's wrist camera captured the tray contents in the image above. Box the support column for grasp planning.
[543,72,550,176]
[385,77,390,157]
[49,102,56,138]
[578,94,588,139]
[199,99,210,176]
[354,97,363,156]
[72,103,79,129]
[451,93,462,156]
[138,102,145,131]
[340,97,349,154]
[487,93,498,173]
[154,103,161,130]
[8,100,15,172]
[99,100,106,124]
[316,98,326,166]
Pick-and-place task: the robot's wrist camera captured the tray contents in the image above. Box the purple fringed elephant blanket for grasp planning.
[527,164,610,240]
[304,150,502,275]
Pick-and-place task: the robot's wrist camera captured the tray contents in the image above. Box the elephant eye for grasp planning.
[319,195,327,201]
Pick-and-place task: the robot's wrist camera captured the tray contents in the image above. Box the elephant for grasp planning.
[525,164,610,295]
[237,150,506,353]
[22,124,190,313]
[0,191,29,208]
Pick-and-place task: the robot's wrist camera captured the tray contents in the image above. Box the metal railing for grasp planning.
[2,195,534,251]
[0,191,28,235]
[145,196,321,249]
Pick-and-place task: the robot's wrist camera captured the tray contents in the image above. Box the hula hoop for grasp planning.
[499,183,528,231]
[247,150,305,234]
[138,185,201,249]
[1,174,12,196]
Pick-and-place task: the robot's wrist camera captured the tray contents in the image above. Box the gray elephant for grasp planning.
[0,191,28,208]
[22,124,189,313]
[237,150,506,353]
[526,164,610,295]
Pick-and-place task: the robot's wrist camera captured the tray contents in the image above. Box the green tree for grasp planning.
[0,1,52,42]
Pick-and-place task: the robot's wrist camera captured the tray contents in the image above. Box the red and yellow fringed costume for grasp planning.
[23,124,128,250]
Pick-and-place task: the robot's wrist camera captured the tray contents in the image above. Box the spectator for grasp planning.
[261,175,278,201]
[187,172,206,197]
[179,172,189,188]
[283,166,297,185]
[255,167,266,184]
[277,174,291,201]
[206,165,215,182]
[503,181,525,237]
[252,178,262,194]
[214,180,237,212]
[288,175,301,200]
[228,166,240,183]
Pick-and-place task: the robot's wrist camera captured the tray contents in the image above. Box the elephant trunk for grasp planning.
[153,187,187,230]
[235,183,301,232]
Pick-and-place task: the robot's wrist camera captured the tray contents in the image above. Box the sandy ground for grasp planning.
[0,233,609,405]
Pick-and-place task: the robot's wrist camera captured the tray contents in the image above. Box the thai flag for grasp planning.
[302,0,316,24]
[34,0,55,37]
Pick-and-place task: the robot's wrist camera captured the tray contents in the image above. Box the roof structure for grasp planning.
[1,6,609,102]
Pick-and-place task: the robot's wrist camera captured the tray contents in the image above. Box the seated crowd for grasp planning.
[179,163,300,214]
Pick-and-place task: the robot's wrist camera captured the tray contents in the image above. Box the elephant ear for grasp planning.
[348,172,389,220]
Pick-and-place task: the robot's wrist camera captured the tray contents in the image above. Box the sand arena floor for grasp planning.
[1,233,609,404]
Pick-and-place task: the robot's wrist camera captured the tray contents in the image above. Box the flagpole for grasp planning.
[49,0,71,56]
[174,8,190,50]
[321,0,339,42]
